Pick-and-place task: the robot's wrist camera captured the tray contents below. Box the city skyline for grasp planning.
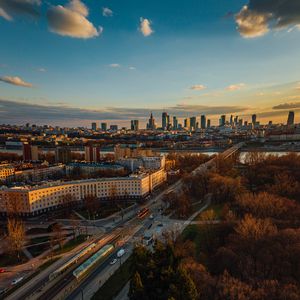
[1,0,300,126]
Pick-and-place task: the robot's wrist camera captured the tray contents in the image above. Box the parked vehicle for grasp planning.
[110,258,117,265]
[0,268,6,273]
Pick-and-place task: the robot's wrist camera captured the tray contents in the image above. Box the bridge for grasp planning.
[192,142,245,176]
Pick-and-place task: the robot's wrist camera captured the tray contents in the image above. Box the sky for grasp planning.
[0,0,300,127]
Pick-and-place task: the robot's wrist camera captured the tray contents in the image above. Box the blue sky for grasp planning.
[0,0,300,127]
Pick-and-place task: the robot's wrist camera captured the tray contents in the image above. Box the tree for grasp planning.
[235,214,277,242]
[6,218,25,260]
[128,272,144,300]
[84,194,98,219]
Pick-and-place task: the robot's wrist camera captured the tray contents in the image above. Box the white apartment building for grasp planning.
[0,168,167,216]
[117,156,165,172]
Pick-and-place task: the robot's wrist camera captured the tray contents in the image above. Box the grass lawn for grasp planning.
[92,256,133,300]
[29,236,50,244]
[27,243,49,257]
[195,203,224,221]
[55,234,87,254]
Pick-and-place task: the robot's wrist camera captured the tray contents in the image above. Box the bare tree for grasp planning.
[52,223,64,250]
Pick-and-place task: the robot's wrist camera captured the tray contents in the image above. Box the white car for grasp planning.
[110,258,117,265]
[117,248,125,258]
[11,277,23,285]
[149,214,154,220]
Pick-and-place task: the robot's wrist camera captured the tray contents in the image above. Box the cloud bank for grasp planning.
[226,83,245,91]
[0,76,33,88]
[47,0,102,39]
[273,102,300,110]
[236,0,300,38]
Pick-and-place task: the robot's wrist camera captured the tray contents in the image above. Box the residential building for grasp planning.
[0,169,167,216]
[85,145,101,162]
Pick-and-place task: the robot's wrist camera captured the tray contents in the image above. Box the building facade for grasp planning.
[0,168,167,216]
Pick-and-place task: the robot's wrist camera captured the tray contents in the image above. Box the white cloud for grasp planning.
[102,7,113,17]
[109,64,121,68]
[226,83,246,91]
[139,17,154,37]
[0,76,33,88]
[37,68,46,72]
[47,0,102,39]
[129,66,136,70]
[190,84,206,91]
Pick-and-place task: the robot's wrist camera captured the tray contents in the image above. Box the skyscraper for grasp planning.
[230,115,233,125]
[252,114,257,125]
[131,120,139,131]
[207,119,211,128]
[147,112,156,130]
[162,112,169,130]
[287,111,295,126]
[173,116,178,130]
[201,115,206,129]
[219,115,226,127]
[91,122,97,131]
[184,118,190,129]
[190,117,197,131]
[101,123,107,131]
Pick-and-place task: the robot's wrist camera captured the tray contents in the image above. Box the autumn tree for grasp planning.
[6,218,25,260]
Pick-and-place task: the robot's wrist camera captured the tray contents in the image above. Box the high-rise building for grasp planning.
[85,145,101,162]
[234,116,238,126]
[230,115,233,125]
[207,119,211,128]
[201,115,206,129]
[252,114,257,125]
[55,147,72,164]
[219,115,226,127]
[110,125,118,131]
[162,112,169,130]
[190,117,197,131]
[184,118,190,129]
[287,111,295,126]
[101,123,107,131]
[91,122,97,131]
[22,143,39,161]
[173,116,178,130]
[147,112,156,130]
[131,120,139,131]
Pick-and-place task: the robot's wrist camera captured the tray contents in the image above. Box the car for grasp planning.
[149,214,154,220]
[11,277,23,285]
[110,258,117,265]
[157,223,163,227]
[0,268,6,273]
[117,248,125,258]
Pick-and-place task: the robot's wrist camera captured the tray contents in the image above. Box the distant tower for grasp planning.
[173,116,178,130]
[162,112,168,130]
[252,114,257,125]
[207,119,211,128]
[91,122,97,131]
[201,115,206,129]
[219,115,226,127]
[131,120,139,131]
[22,143,39,161]
[101,122,107,131]
[190,117,197,131]
[147,112,156,130]
[287,111,295,126]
